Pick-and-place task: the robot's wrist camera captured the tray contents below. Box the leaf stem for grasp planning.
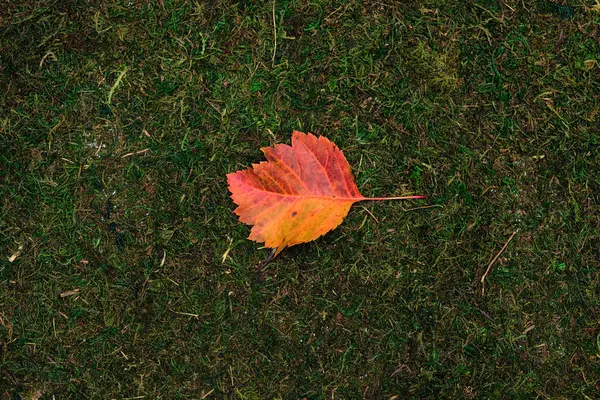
[362,195,426,201]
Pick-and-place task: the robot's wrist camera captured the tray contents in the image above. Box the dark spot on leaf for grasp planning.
[292,211,298,217]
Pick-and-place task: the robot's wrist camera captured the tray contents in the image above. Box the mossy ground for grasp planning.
[1,1,599,398]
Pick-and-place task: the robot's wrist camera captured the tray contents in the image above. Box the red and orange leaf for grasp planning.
[227,131,424,255]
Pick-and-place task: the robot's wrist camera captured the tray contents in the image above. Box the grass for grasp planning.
[1,0,599,398]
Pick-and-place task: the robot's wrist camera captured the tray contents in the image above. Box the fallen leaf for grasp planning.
[227,131,425,256]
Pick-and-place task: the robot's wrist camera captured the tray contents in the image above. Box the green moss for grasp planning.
[1,1,599,398]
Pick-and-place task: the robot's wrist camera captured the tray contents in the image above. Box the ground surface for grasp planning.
[1,0,600,398]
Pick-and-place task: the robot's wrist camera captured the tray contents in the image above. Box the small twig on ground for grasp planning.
[481,231,516,295]
[256,248,277,281]
[121,148,149,158]
[170,310,200,319]
[107,67,128,104]
[200,389,215,399]
[271,0,277,67]
[360,205,379,223]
